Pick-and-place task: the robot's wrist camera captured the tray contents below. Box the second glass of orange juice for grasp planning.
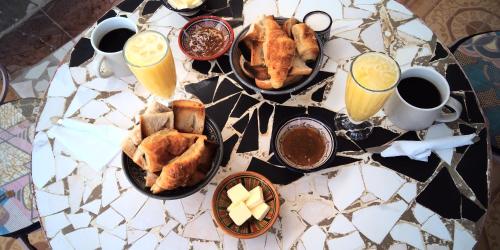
[124,30,176,99]
[335,52,400,140]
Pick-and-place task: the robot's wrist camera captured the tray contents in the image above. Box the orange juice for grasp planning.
[124,31,176,98]
[345,52,400,122]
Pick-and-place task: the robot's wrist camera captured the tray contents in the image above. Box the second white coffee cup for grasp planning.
[384,66,463,131]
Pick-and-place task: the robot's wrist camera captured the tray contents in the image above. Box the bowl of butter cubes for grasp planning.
[211,171,280,238]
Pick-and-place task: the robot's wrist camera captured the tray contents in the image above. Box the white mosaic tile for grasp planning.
[301,225,326,250]
[36,97,66,131]
[397,19,433,41]
[134,80,151,98]
[101,167,120,207]
[130,232,158,250]
[298,199,336,225]
[105,90,145,118]
[67,175,84,213]
[25,61,50,79]
[329,213,356,234]
[45,181,65,195]
[242,0,278,26]
[395,45,419,69]
[83,77,129,92]
[422,214,451,241]
[244,234,266,249]
[181,191,204,215]
[36,190,69,217]
[277,0,300,17]
[47,65,58,79]
[83,176,102,203]
[12,80,36,98]
[50,232,73,250]
[352,200,407,244]
[326,231,365,250]
[427,244,448,250]
[389,11,412,22]
[201,184,216,211]
[361,165,405,201]
[453,222,476,250]
[344,7,373,19]
[324,38,361,62]
[100,231,126,250]
[158,232,189,250]
[353,0,382,4]
[69,67,87,85]
[130,198,165,230]
[127,229,147,244]
[65,227,100,250]
[388,243,408,250]
[43,212,70,238]
[389,222,425,250]
[425,124,454,165]
[110,224,127,240]
[360,192,378,203]
[294,0,343,20]
[328,165,364,211]
[331,19,364,36]
[64,86,99,118]
[81,199,101,215]
[281,206,307,250]
[360,21,385,52]
[223,234,239,250]
[357,4,376,12]
[412,204,435,224]
[116,169,132,190]
[32,132,56,189]
[164,200,188,225]
[48,64,76,97]
[95,207,124,230]
[183,211,220,241]
[79,100,110,119]
[160,219,179,236]
[386,0,413,15]
[324,68,348,112]
[104,110,135,129]
[334,28,362,41]
[67,212,92,229]
[313,174,330,197]
[397,182,417,203]
[35,79,50,95]
[265,233,280,250]
[55,155,78,181]
[111,188,148,220]
[193,241,218,250]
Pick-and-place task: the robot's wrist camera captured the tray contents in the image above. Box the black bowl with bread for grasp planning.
[122,100,223,200]
[229,16,324,95]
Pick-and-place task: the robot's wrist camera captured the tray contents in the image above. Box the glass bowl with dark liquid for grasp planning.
[273,117,336,173]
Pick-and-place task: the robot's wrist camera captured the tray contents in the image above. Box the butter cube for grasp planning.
[227,183,250,203]
[229,202,252,226]
[227,201,241,212]
[245,186,264,209]
[251,202,270,221]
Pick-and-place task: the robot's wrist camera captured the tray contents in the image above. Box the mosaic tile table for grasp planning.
[31,0,491,249]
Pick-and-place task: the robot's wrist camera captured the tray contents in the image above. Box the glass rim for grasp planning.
[349,51,401,93]
[123,30,170,68]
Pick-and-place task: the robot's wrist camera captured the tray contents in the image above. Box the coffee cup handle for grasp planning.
[436,97,463,123]
[92,54,113,78]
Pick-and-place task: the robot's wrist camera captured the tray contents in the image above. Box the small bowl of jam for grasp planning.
[273,116,336,173]
[179,16,234,61]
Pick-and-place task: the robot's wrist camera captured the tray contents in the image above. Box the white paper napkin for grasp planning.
[47,119,128,171]
[380,134,476,162]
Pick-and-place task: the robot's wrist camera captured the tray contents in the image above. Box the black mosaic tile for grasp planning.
[456,129,488,207]
[396,131,420,141]
[336,135,362,152]
[464,91,484,123]
[292,71,335,95]
[330,155,362,167]
[142,1,163,15]
[268,154,283,166]
[450,92,468,122]
[228,73,257,95]
[307,106,337,130]
[461,195,485,222]
[212,7,233,17]
[229,0,244,18]
[192,60,212,75]
[97,10,117,24]
[372,152,440,182]
[221,134,238,166]
[247,157,303,185]
[117,0,143,12]
[416,168,461,219]
[354,127,400,150]
[446,64,472,91]
[311,84,327,102]
[430,42,448,62]
[237,110,259,153]
[69,38,94,67]
[233,113,249,134]
[230,94,259,118]
[261,93,292,104]
[205,0,228,10]
[185,76,218,104]
[213,78,242,102]
[258,102,274,134]
[206,93,240,129]
[216,55,232,73]
[457,123,476,153]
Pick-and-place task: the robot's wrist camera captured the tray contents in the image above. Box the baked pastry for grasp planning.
[172,100,205,134]
[282,17,299,37]
[262,16,296,89]
[140,112,174,138]
[291,23,319,61]
[289,55,313,76]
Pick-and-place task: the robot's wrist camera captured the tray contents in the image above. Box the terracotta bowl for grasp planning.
[211,171,280,239]
[178,16,234,61]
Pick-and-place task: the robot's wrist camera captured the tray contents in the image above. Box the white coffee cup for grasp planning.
[384,66,463,131]
[90,17,138,78]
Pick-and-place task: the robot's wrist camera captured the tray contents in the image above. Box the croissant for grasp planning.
[282,17,299,37]
[292,23,319,61]
[262,16,296,89]
[151,136,207,193]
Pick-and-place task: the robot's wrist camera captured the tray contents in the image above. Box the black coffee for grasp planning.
[397,77,442,109]
[98,28,135,53]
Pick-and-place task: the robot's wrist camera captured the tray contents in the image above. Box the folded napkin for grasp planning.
[47,119,128,171]
[380,134,476,162]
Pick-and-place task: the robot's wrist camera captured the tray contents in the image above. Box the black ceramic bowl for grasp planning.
[123,116,223,200]
[160,0,207,17]
[229,17,324,95]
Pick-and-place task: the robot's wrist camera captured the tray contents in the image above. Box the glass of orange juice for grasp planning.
[124,30,176,99]
[335,52,400,140]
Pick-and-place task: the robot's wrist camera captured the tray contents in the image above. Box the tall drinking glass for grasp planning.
[124,30,176,99]
[335,52,400,140]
